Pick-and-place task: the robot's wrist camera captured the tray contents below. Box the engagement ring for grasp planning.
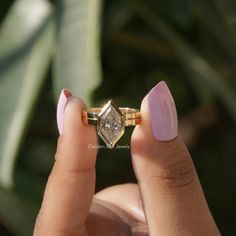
[82,100,141,148]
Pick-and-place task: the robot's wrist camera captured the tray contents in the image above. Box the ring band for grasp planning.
[82,108,141,126]
[82,100,141,148]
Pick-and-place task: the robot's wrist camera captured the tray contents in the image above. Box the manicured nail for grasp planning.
[147,81,178,141]
[56,89,72,134]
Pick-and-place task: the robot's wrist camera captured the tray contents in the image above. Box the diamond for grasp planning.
[104,122,112,129]
[113,122,121,130]
[97,100,125,148]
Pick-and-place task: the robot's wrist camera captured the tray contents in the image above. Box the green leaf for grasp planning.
[129,0,236,121]
[212,0,236,52]
[0,188,38,236]
[190,1,228,48]
[53,0,102,105]
[190,0,236,59]
[0,0,53,189]
[152,0,192,30]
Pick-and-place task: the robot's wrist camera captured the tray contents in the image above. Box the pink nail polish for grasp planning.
[56,89,72,134]
[147,81,178,141]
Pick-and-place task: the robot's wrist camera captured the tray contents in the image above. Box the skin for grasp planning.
[33,96,220,236]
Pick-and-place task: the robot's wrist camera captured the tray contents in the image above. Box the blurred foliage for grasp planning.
[53,0,102,103]
[0,0,53,188]
[0,0,236,235]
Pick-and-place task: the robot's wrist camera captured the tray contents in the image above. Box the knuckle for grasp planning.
[155,157,196,189]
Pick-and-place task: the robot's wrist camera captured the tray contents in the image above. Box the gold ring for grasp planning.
[82,100,141,148]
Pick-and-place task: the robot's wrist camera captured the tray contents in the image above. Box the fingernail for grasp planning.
[56,89,72,134]
[147,81,178,141]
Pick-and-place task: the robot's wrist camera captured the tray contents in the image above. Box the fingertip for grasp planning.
[56,89,88,136]
[63,96,85,135]
[62,96,95,141]
[131,81,191,173]
[56,95,97,169]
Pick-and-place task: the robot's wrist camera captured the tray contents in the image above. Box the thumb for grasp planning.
[131,81,220,236]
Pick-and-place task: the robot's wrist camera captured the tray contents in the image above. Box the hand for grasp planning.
[33,81,220,236]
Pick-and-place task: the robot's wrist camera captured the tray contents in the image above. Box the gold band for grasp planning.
[82,107,141,126]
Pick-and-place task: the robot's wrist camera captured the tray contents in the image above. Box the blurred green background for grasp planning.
[0,0,236,235]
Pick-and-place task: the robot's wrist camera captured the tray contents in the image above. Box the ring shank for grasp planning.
[82,107,141,126]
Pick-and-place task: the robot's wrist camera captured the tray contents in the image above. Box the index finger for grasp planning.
[34,90,97,235]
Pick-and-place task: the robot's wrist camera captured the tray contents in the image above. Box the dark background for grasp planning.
[1,0,236,235]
